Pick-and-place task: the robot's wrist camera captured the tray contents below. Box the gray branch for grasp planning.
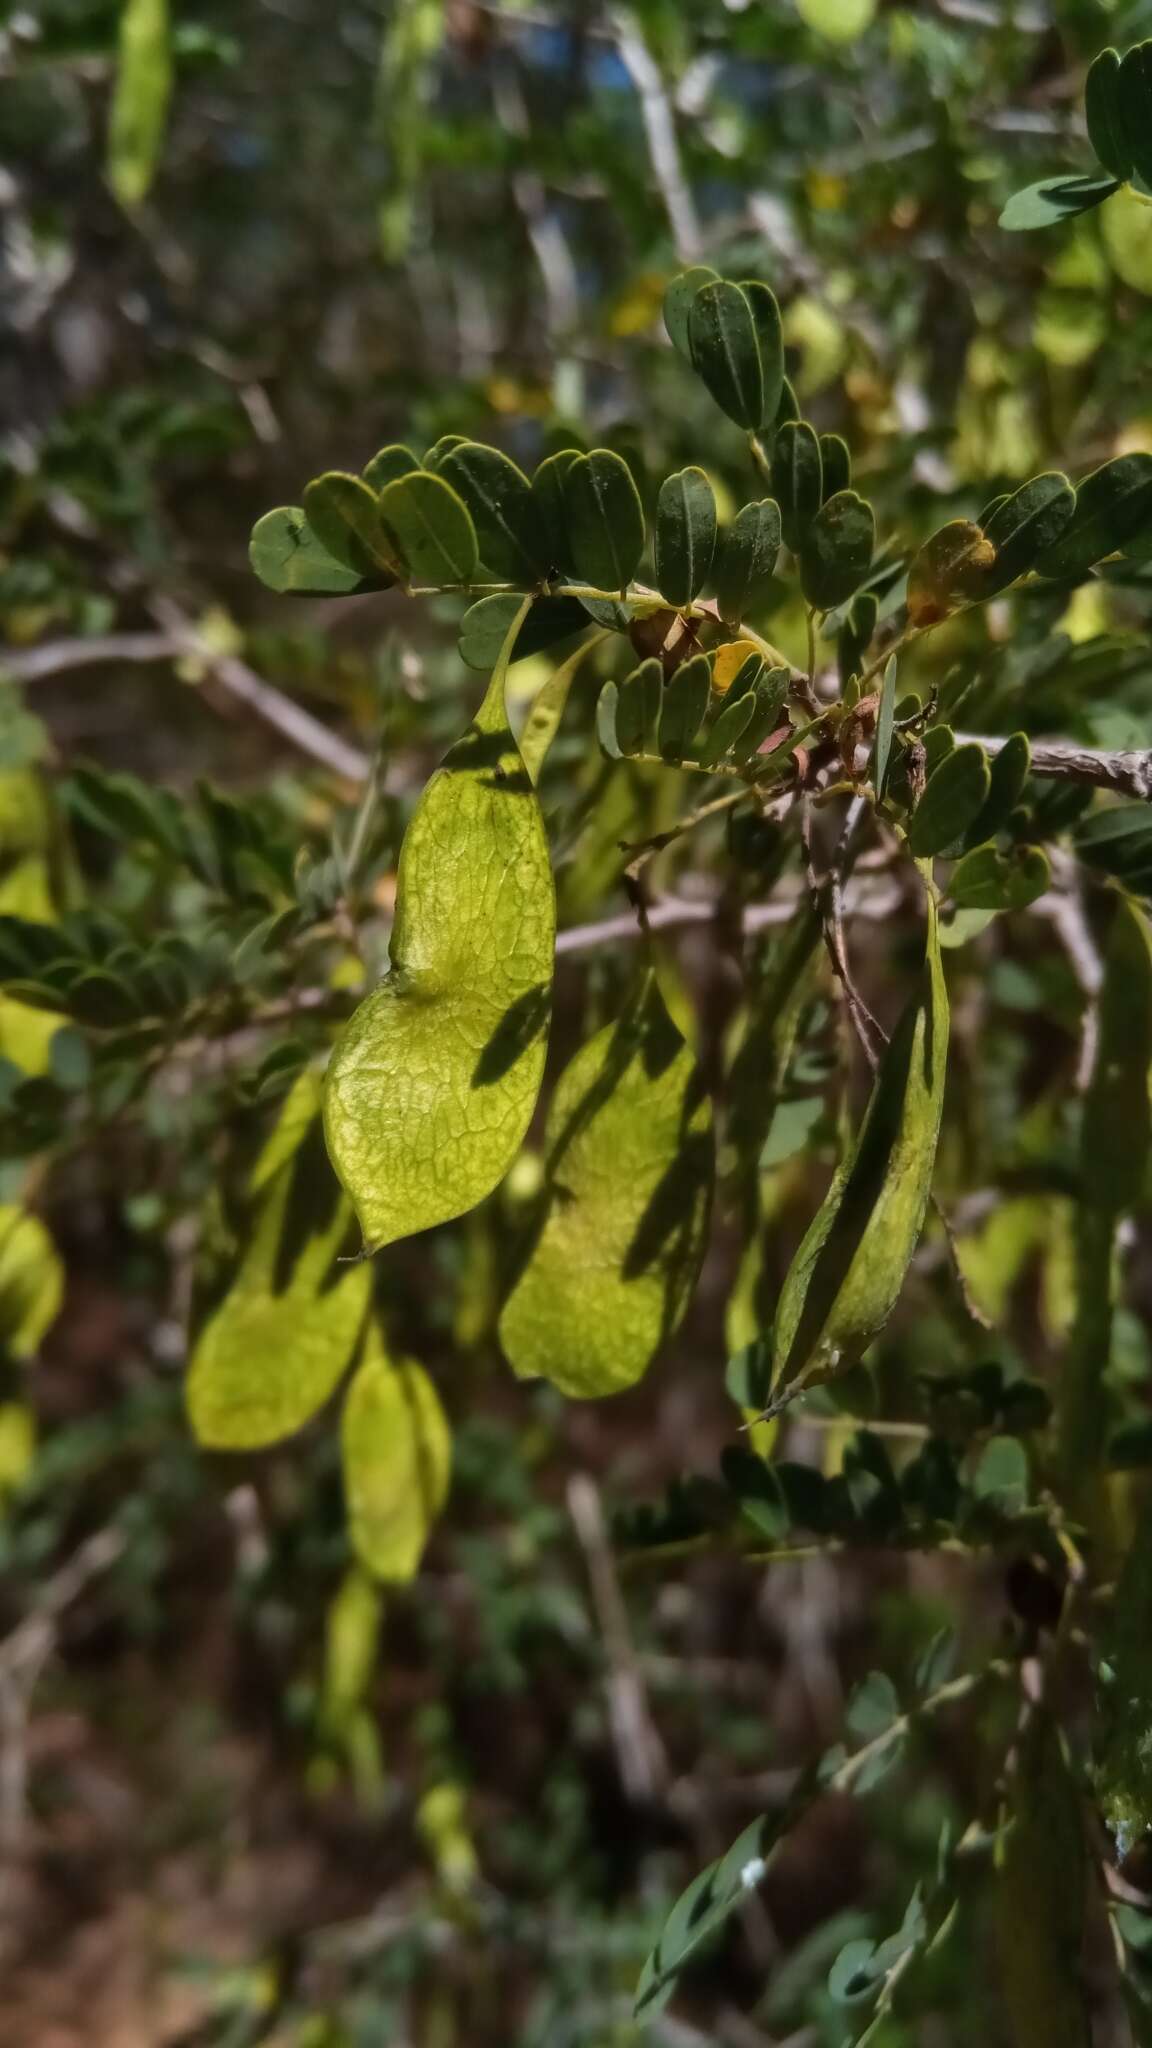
[967,732,1152,802]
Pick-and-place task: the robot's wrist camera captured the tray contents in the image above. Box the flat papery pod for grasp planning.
[187,1127,371,1449]
[769,892,949,1412]
[0,1206,64,1360]
[499,971,714,1399]
[906,521,997,626]
[249,507,380,597]
[324,601,554,1252]
[342,1329,451,1583]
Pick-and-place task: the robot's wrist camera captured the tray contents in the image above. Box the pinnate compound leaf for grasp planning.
[107,0,172,207]
[564,450,645,592]
[1086,48,1132,183]
[950,843,1050,912]
[436,442,544,583]
[773,421,823,551]
[304,471,404,578]
[662,265,722,357]
[655,467,718,607]
[249,507,374,597]
[342,1328,451,1583]
[799,490,875,610]
[0,1207,63,1360]
[500,973,714,1399]
[324,602,554,1252]
[187,1124,371,1449]
[634,1814,776,2018]
[1119,41,1152,188]
[908,744,991,857]
[378,470,479,586]
[998,174,1119,232]
[687,281,768,431]
[715,500,781,623]
[1036,454,1152,581]
[769,895,949,1409]
[906,520,996,625]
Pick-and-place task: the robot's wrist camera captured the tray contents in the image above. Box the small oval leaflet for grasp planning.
[324,601,555,1252]
[304,471,403,579]
[1036,454,1152,582]
[250,507,375,597]
[773,421,823,552]
[654,467,717,607]
[981,472,1075,593]
[799,490,875,611]
[436,442,544,583]
[342,1327,451,1583]
[564,450,646,593]
[768,891,949,1412]
[907,743,991,858]
[378,470,479,586]
[499,972,714,1399]
[1085,48,1132,183]
[715,500,781,623]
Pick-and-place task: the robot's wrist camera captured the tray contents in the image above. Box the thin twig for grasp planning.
[567,1474,668,1805]
[962,732,1152,802]
[3,623,372,785]
[611,10,702,262]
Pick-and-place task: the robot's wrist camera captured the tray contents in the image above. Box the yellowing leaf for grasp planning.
[342,1330,450,1582]
[324,602,555,1251]
[711,639,762,697]
[107,0,173,207]
[499,972,714,1398]
[769,891,949,1410]
[0,1401,35,1502]
[187,1131,371,1449]
[0,1207,63,1360]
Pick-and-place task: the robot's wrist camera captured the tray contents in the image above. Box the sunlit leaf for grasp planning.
[107,0,172,207]
[249,508,374,597]
[999,174,1119,232]
[0,1206,63,1361]
[378,469,479,586]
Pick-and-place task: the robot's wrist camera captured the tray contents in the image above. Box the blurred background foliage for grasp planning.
[4,1,1152,2043]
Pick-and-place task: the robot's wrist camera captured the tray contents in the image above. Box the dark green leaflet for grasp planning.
[1036,454,1152,581]
[436,442,545,582]
[362,444,420,491]
[964,733,1030,845]
[819,433,852,499]
[769,892,949,1410]
[658,653,711,762]
[662,264,721,356]
[1085,48,1132,182]
[1119,42,1152,187]
[615,659,663,758]
[304,472,403,578]
[654,467,717,606]
[981,472,1076,592]
[999,174,1119,232]
[715,500,781,623]
[564,449,645,592]
[799,490,875,610]
[378,470,479,585]
[772,422,823,551]
[907,744,991,857]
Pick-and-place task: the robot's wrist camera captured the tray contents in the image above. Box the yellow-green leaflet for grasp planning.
[0,1207,64,1360]
[186,1129,371,1449]
[499,971,714,1398]
[107,0,173,207]
[324,600,555,1251]
[342,1328,451,1582]
[769,891,949,1410]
